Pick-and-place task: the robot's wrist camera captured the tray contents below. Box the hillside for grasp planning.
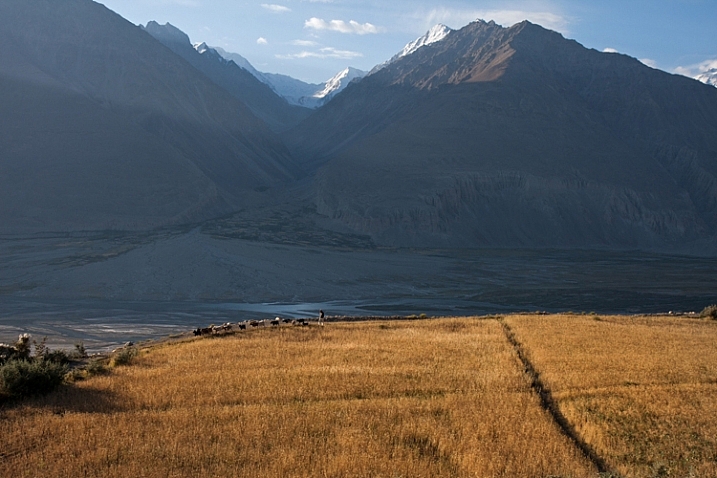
[0,0,297,232]
[143,22,311,132]
[285,20,717,253]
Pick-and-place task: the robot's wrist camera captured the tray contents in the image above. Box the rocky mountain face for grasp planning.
[0,0,298,232]
[286,20,717,253]
[142,21,310,132]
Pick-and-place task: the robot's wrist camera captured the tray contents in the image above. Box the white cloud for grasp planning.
[257,37,268,45]
[675,58,717,77]
[640,58,658,68]
[603,48,619,54]
[305,17,381,35]
[277,47,363,60]
[292,39,319,47]
[418,8,569,34]
[261,4,291,13]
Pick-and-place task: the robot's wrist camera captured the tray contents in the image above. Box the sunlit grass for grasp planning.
[506,314,717,477]
[0,319,594,477]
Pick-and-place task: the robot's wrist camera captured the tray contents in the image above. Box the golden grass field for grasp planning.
[506,314,717,478]
[1,315,716,477]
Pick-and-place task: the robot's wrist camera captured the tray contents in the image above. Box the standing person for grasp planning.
[319,309,325,326]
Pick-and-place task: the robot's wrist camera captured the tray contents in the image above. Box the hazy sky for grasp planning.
[98,0,717,84]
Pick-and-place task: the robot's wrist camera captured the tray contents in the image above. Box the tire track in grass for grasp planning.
[497,317,616,476]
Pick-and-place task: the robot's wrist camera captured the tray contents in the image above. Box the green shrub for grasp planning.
[86,359,109,376]
[45,349,71,364]
[0,359,68,398]
[72,341,88,359]
[110,347,138,367]
[700,304,717,320]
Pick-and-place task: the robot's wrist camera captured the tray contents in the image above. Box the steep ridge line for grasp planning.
[496,317,615,476]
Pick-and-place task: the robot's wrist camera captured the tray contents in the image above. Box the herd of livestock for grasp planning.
[192,317,314,337]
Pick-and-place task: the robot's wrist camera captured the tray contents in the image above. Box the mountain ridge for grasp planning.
[142,21,311,132]
[0,0,298,232]
[284,19,717,253]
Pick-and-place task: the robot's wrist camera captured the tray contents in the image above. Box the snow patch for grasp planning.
[370,24,453,75]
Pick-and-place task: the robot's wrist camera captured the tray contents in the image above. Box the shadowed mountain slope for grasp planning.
[286,21,717,253]
[0,0,297,232]
[143,22,311,132]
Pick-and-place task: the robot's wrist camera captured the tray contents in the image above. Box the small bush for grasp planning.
[64,368,86,382]
[0,359,68,398]
[73,341,88,359]
[110,347,138,367]
[86,359,109,376]
[45,349,71,364]
[700,304,717,320]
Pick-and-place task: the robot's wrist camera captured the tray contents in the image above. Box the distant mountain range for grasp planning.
[0,0,297,232]
[211,42,366,108]
[2,0,716,254]
[142,21,310,131]
[286,20,717,252]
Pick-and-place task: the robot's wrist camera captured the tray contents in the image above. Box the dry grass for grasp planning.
[506,314,717,477]
[0,319,595,478]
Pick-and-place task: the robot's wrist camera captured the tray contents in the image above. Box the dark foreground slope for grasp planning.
[287,21,717,253]
[0,0,296,232]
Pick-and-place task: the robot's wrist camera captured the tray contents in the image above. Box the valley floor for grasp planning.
[1,228,716,351]
[1,315,716,477]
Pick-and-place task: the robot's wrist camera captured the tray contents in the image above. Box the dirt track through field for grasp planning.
[497,317,614,475]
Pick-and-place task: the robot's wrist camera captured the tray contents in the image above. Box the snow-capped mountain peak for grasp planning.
[696,68,717,87]
[369,24,453,75]
[314,67,366,100]
[193,42,210,55]
[398,24,453,59]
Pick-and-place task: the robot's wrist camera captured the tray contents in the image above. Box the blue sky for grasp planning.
[99,0,717,84]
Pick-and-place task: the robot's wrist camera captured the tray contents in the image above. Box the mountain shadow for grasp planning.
[143,21,312,132]
[0,0,298,233]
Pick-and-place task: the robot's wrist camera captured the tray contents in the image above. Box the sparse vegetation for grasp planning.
[0,359,68,399]
[0,334,69,399]
[1,315,716,477]
[85,358,109,376]
[109,346,138,367]
[700,304,717,320]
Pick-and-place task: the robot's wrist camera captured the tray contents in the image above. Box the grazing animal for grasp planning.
[282,318,293,324]
[249,320,260,328]
[271,317,280,327]
[238,323,247,330]
[212,323,233,334]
